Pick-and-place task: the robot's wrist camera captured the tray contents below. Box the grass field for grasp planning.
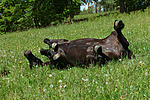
[0,9,150,99]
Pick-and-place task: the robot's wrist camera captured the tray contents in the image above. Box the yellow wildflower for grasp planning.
[20,61,22,63]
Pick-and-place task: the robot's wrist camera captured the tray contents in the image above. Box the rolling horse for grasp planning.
[24,20,135,69]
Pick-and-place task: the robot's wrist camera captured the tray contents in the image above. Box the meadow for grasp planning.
[0,9,150,99]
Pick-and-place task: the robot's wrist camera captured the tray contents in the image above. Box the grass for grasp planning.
[0,9,150,99]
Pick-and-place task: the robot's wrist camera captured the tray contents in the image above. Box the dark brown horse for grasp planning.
[24,20,135,69]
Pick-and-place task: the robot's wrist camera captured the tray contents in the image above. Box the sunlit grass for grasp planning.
[0,10,150,99]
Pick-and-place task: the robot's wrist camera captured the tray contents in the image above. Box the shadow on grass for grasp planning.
[73,12,119,23]
[52,12,120,25]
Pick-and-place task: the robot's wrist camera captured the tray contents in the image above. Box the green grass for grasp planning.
[0,10,150,99]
